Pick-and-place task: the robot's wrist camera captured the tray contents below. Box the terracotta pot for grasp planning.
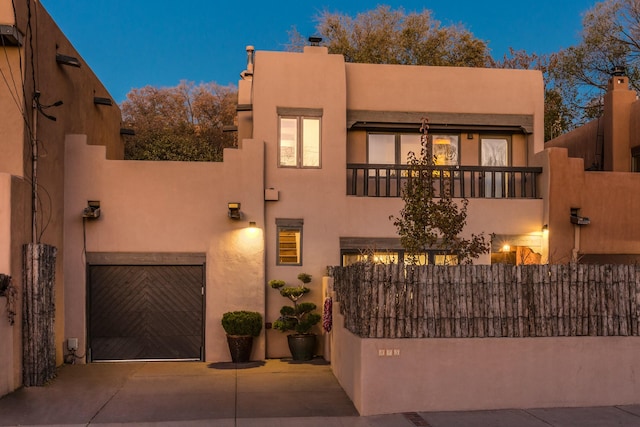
[287,334,315,361]
[226,335,254,363]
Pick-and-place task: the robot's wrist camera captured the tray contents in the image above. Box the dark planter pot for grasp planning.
[287,334,316,361]
[226,335,254,363]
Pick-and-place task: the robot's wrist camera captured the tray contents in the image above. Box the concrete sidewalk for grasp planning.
[0,359,638,426]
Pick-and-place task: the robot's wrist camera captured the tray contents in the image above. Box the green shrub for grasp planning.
[269,273,321,335]
[221,311,263,336]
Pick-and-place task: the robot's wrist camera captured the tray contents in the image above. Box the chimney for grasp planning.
[603,66,635,171]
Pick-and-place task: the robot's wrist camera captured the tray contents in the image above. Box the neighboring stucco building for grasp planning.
[2,1,555,398]
[544,73,640,263]
[0,0,124,396]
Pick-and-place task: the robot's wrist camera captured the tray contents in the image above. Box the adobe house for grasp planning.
[61,43,550,362]
[1,1,553,396]
[544,72,640,263]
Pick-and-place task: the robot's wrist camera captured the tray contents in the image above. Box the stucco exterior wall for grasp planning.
[63,136,266,362]
[1,0,126,394]
[0,174,13,396]
[345,63,545,157]
[0,174,30,395]
[251,48,349,357]
[249,49,546,357]
[545,120,600,169]
[330,296,640,415]
[543,147,640,262]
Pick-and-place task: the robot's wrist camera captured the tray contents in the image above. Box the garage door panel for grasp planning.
[145,311,202,336]
[89,264,203,361]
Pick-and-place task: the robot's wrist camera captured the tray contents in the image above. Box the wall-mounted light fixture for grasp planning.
[93,96,113,106]
[570,208,590,225]
[542,224,549,231]
[228,202,241,220]
[249,221,256,228]
[0,25,23,46]
[82,200,101,219]
[56,53,81,67]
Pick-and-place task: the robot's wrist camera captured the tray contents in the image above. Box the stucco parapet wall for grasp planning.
[331,302,640,416]
[344,63,543,113]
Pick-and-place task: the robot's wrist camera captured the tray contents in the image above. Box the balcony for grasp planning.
[347,164,542,198]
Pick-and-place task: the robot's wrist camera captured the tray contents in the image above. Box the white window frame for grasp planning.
[367,132,460,166]
[277,107,322,168]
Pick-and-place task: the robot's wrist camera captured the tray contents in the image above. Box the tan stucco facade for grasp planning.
[544,74,640,263]
[16,5,640,415]
[240,46,546,356]
[330,291,640,415]
[2,12,550,393]
[0,0,124,395]
[63,136,266,363]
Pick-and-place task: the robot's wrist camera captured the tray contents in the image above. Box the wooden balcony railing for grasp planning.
[346,164,542,198]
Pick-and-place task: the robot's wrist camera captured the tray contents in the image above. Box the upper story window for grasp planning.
[367,132,459,166]
[480,137,510,167]
[278,107,322,168]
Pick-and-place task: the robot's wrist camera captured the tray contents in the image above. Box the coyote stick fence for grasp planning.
[331,263,640,339]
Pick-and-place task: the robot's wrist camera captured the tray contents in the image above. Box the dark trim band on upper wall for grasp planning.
[86,252,206,265]
[347,110,534,134]
[277,107,323,117]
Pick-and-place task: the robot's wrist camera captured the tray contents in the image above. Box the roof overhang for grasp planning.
[347,110,534,134]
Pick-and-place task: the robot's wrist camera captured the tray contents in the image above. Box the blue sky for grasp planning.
[40,1,597,103]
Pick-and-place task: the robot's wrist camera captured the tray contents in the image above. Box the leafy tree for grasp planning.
[491,49,575,141]
[390,119,491,264]
[121,81,237,161]
[289,6,491,67]
[543,0,640,132]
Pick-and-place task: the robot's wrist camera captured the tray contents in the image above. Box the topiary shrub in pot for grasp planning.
[269,273,321,361]
[221,311,262,363]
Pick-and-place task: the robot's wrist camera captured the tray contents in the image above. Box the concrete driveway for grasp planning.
[0,359,367,426]
[2,358,640,426]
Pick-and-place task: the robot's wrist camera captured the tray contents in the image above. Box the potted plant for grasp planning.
[221,310,262,363]
[269,273,321,361]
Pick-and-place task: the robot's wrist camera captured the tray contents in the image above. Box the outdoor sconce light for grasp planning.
[228,202,241,220]
[82,200,101,219]
[249,221,257,228]
[56,53,81,67]
[570,208,590,226]
[542,224,549,231]
[94,97,113,106]
[0,25,23,46]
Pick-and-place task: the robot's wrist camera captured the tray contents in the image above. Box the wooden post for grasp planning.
[22,243,57,387]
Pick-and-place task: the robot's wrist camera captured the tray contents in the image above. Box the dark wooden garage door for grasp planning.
[88,264,204,361]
